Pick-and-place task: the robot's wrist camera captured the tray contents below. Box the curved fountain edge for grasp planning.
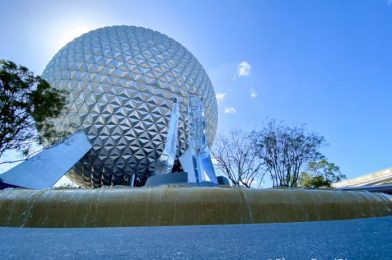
[0,187,391,227]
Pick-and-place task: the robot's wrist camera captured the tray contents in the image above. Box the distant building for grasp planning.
[333,167,392,187]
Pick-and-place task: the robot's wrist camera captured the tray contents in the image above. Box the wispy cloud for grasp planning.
[238,61,251,77]
[233,61,251,79]
[224,107,237,114]
[215,93,226,102]
[250,88,257,98]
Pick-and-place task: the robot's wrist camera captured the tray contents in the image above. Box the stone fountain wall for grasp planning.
[0,187,391,227]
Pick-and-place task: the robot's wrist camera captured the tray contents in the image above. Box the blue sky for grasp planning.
[1,0,392,182]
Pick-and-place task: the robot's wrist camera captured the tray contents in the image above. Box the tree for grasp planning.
[212,129,265,188]
[0,60,68,159]
[254,120,325,188]
[300,159,346,188]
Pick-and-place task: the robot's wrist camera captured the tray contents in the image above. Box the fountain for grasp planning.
[0,187,391,227]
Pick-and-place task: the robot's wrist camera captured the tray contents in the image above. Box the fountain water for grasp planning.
[0,187,390,227]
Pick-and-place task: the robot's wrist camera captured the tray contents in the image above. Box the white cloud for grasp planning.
[237,61,251,78]
[224,107,237,114]
[215,93,226,102]
[250,88,257,98]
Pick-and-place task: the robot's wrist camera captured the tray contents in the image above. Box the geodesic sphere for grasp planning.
[42,25,218,187]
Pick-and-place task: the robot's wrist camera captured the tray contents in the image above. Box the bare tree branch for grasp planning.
[212,129,266,188]
[254,119,326,188]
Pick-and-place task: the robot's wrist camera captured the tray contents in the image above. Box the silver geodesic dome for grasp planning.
[42,25,218,187]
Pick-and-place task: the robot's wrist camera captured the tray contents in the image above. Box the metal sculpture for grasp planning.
[154,99,179,175]
[0,131,92,189]
[180,94,218,184]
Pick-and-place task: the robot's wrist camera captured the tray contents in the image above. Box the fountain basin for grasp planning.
[0,187,391,227]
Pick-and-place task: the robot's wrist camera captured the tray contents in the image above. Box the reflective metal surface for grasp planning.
[154,99,179,175]
[0,132,92,189]
[42,26,218,187]
[179,95,217,183]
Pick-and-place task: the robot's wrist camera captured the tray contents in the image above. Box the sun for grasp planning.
[55,25,92,50]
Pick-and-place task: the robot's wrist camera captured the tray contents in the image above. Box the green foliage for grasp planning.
[300,160,347,188]
[0,59,68,158]
[254,119,326,188]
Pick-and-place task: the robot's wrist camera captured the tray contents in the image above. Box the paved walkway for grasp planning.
[1,216,391,259]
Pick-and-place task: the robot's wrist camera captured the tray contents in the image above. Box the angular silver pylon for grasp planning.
[179,94,218,184]
[0,131,92,189]
[154,98,180,175]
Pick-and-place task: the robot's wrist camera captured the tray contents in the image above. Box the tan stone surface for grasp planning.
[0,187,391,227]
